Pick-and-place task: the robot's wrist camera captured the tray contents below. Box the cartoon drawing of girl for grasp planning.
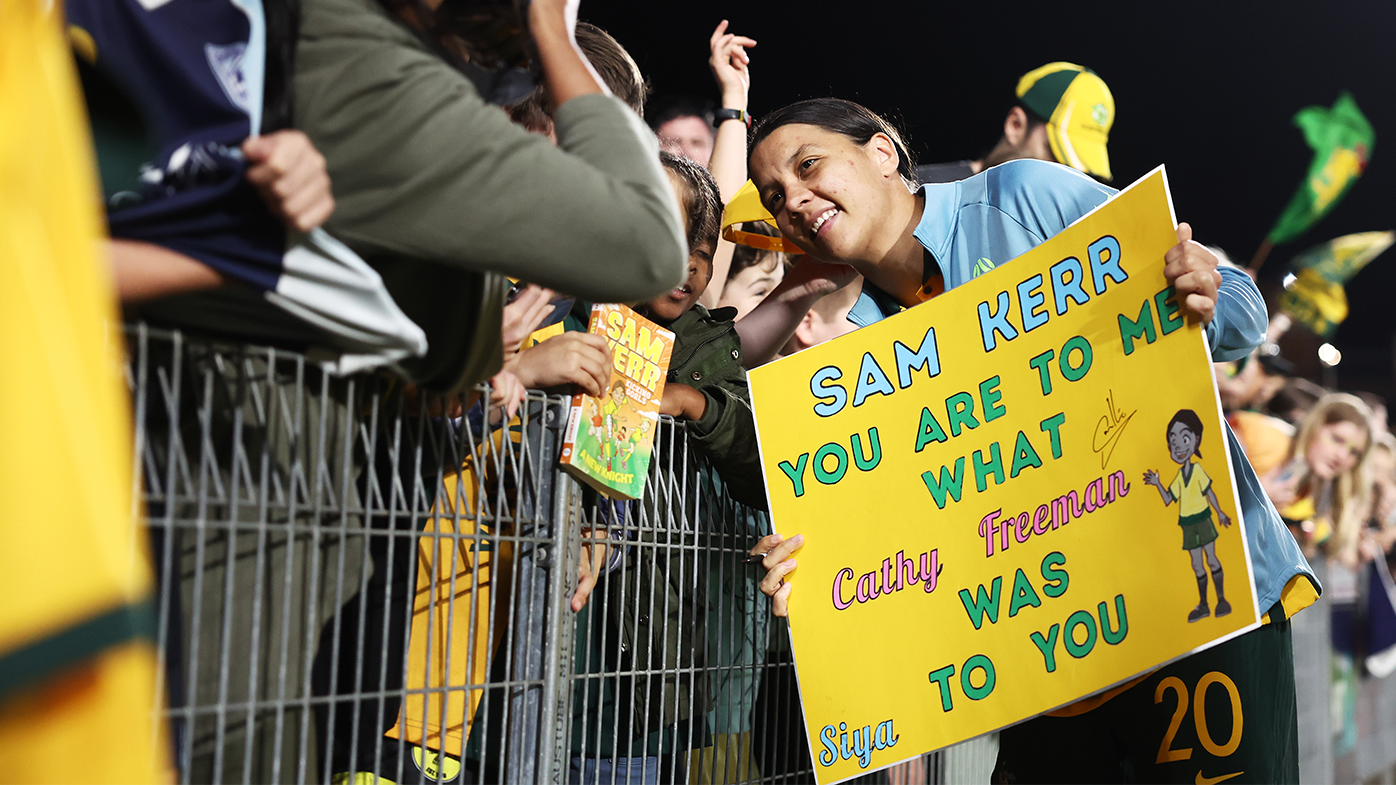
[1144,409,1234,622]
[601,381,627,469]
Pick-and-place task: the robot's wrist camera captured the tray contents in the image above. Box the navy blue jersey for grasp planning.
[68,0,284,291]
[68,0,429,374]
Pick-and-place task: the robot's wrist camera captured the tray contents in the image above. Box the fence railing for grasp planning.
[126,324,1396,785]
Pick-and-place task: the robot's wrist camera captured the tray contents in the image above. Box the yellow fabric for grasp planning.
[1,0,153,659]
[526,321,566,347]
[0,642,170,784]
[1228,411,1293,479]
[1278,573,1321,620]
[1168,462,1213,517]
[1017,62,1114,180]
[688,732,760,785]
[330,773,396,785]
[720,180,794,253]
[1,3,167,780]
[384,460,512,755]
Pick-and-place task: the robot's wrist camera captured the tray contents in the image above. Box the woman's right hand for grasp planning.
[751,532,803,617]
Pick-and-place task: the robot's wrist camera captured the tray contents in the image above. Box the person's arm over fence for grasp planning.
[294,0,688,303]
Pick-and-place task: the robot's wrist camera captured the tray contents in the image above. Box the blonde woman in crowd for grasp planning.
[1266,393,1375,565]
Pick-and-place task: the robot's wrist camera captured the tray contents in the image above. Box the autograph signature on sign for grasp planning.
[1092,390,1136,469]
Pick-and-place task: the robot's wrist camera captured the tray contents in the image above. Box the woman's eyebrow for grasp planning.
[786,144,817,167]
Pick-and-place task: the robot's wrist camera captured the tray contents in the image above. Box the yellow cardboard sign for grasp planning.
[748,169,1260,784]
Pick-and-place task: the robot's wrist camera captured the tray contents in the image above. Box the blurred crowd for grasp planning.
[1216,310,1396,570]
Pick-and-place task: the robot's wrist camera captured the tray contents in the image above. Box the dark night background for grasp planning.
[586,0,1396,401]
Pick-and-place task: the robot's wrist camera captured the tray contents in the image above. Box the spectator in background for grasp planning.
[1367,433,1396,548]
[649,96,716,166]
[716,222,788,320]
[1267,394,1374,565]
[294,0,689,394]
[915,62,1114,185]
[1268,377,1327,426]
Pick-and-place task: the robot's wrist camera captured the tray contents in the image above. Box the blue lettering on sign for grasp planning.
[819,718,899,769]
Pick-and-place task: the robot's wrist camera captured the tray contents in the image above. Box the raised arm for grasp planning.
[699,20,756,308]
[734,257,860,368]
[295,0,687,303]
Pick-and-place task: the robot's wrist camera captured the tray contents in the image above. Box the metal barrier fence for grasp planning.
[126,325,1396,785]
[128,324,842,785]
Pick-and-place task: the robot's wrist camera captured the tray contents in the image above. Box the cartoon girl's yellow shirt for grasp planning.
[1168,461,1213,518]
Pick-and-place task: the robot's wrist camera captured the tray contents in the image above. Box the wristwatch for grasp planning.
[714,107,751,129]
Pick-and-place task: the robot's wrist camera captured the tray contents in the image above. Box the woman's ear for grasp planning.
[867,132,901,179]
[1003,106,1030,146]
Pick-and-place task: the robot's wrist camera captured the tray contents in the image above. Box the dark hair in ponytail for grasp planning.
[749,98,917,185]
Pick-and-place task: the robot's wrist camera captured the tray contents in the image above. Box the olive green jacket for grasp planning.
[664,305,765,509]
[294,0,687,391]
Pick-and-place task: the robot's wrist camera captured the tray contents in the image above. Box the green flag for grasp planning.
[1266,92,1374,246]
[1280,230,1394,337]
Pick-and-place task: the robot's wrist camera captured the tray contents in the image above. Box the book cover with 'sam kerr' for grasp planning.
[560,304,673,500]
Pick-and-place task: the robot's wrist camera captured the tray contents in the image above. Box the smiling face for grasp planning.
[749,124,905,267]
[1306,420,1367,480]
[1168,421,1198,465]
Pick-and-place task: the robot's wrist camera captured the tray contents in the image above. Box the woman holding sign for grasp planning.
[746,98,1316,784]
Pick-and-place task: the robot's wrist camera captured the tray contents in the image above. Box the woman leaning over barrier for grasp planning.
[744,98,1317,785]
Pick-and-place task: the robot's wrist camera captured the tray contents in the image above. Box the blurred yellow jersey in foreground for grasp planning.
[0,0,169,780]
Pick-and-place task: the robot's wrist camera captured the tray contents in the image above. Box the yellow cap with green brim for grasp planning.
[721,180,796,253]
[1016,62,1114,181]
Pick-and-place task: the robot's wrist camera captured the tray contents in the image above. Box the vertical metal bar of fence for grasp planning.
[540,397,576,785]
[500,396,557,783]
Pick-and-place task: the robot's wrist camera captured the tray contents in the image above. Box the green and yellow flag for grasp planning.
[1266,92,1373,246]
[1280,230,1394,337]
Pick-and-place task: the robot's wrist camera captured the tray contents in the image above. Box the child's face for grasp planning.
[1168,422,1197,465]
[644,244,713,323]
[719,253,785,320]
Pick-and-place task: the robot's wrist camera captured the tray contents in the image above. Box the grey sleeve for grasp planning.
[298,35,687,303]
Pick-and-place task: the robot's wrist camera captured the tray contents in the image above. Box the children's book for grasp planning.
[560,304,673,500]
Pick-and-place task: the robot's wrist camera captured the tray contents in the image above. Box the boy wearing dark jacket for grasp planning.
[640,152,763,508]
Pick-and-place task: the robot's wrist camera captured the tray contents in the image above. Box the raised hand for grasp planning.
[708,20,756,112]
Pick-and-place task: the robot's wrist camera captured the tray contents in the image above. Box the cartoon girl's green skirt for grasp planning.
[1178,509,1218,549]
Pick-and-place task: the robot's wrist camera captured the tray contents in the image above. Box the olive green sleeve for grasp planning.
[295,0,688,302]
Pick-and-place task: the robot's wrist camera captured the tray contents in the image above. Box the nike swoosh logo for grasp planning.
[1195,771,1243,785]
